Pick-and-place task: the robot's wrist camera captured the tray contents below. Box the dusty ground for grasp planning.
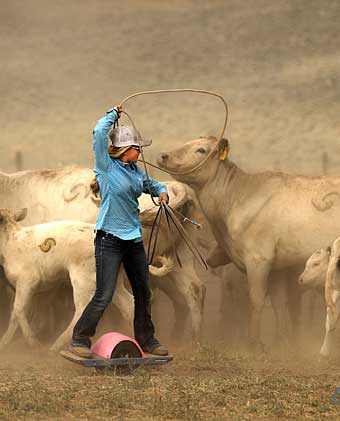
[1,343,340,420]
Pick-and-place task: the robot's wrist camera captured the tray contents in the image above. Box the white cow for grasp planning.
[0,208,172,351]
[319,238,340,357]
[0,167,100,336]
[0,167,100,224]
[158,136,340,348]
[300,241,340,357]
[180,192,251,345]
[298,248,331,292]
[0,168,198,341]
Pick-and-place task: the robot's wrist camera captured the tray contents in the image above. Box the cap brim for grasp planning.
[137,138,152,147]
[111,139,152,148]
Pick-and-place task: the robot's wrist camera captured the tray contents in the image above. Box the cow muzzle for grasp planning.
[298,275,304,285]
[157,153,169,166]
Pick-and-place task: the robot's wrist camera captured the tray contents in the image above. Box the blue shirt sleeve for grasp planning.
[93,110,119,172]
[141,171,168,197]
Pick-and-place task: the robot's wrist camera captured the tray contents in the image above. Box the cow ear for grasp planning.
[13,208,27,222]
[217,138,230,160]
[337,253,340,271]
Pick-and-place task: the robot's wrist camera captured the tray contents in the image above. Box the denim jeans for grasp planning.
[72,232,156,348]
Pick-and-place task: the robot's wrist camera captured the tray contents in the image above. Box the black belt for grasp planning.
[96,230,143,243]
[96,230,116,239]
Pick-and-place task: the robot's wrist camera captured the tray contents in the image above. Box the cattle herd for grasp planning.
[1,135,340,358]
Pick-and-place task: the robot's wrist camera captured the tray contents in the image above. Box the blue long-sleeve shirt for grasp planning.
[93,109,168,240]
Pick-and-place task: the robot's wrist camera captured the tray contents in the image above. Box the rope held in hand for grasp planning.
[147,202,208,270]
[116,89,228,270]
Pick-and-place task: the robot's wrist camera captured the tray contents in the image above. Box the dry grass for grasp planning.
[1,344,340,420]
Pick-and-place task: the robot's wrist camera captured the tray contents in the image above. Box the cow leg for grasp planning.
[29,292,56,341]
[220,278,243,344]
[12,284,41,347]
[217,265,250,345]
[170,270,205,346]
[219,278,234,342]
[268,275,291,349]
[172,302,190,343]
[0,310,19,350]
[320,293,340,357]
[286,273,303,342]
[50,271,93,351]
[153,272,196,345]
[157,275,191,344]
[55,284,76,338]
[189,280,206,347]
[0,268,14,335]
[246,259,271,350]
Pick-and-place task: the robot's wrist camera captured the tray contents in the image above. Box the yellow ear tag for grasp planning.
[219,147,228,161]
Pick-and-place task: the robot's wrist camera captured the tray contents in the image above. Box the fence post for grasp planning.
[322,151,329,175]
[14,150,23,172]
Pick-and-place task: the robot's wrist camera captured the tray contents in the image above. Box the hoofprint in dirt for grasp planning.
[0,343,340,420]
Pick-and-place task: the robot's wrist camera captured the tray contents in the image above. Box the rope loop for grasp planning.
[115,89,224,271]
[118,89,229,176]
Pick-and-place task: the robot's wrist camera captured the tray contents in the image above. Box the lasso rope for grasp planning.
[115,89,229,269]
[147,202,208,270]
[119,89,229,176]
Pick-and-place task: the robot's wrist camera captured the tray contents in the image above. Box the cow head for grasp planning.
[157,136,230,185]
[298,248,330,290]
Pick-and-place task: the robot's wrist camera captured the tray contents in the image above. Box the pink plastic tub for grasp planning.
[91,332,145,359]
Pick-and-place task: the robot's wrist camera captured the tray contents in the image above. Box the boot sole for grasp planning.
[69,346,93,359]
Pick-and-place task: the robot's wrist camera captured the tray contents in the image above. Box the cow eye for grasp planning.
[313,262,320,267]
[196,147,206,154]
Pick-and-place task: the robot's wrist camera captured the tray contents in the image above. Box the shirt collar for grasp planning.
[114,159,136,171]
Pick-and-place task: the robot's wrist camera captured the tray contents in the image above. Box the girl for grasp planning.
[71,105,169,358]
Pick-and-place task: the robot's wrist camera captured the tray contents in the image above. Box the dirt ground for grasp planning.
[1,0,340,420]
[1,342,340,420]
[0,287,337,420]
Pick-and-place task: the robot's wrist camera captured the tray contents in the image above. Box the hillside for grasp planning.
[0,0,339,175]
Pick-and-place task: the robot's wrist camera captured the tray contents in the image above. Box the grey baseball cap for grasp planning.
[108,126,152,148]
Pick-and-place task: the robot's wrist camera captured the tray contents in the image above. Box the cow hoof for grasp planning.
[27,337,41,348]
[49,345,58,353]
[318,355,330,365]
[320,344,330,359]
[318,352,330,362]
[50,339,66,352]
